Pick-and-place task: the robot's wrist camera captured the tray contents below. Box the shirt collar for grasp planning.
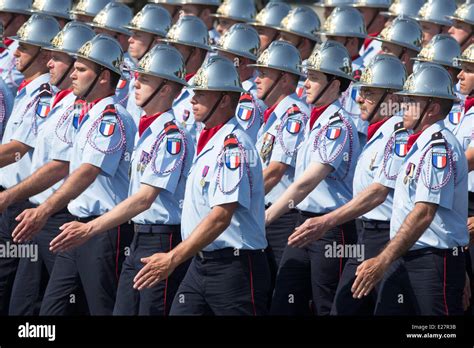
[23,73,50,97]
[196,117,240,158]
[273,93,300,119]
[413,120,446,151]
[148,110,175,135]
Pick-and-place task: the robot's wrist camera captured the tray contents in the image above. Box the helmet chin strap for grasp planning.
[21,46,42,74]
[55,60,75,89]
[138,35,157,61]
[262,71,284,102]
[141,79,167,109]
[184,46,196,67]
[366,10,379,33]
[310,75,336,106]
[81,66,105,100]
[202,92,225,125]
[366,90,389,123]
[412,97,432,132]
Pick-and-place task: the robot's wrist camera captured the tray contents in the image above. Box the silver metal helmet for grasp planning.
[46,21,95,55]
[413,0,457,27]
[178,0,221,6]
[305,40,355,81]
[413,34,461,69]
[90,2,133,36]
[374,16,423,52]
[276,6,321,42]
[447,3,474,26]
[350,0,391,9]
[250,2,291,29]
[210,0,256,23]
[124,4,172,38]
[161,15,211,51]
[380,0,426,19]
[70,0,112,18]
[10,13,61,47]
[319,6,368,39]
[248,40,303,76]
[396,63,458,100]
[75,34,124,75]
[133,44,187,85]
[190,55,244,93]
[29,0,72,20]
[0,0,32,15]
[455,43,474,65]
[354,54,407,90]
[213,23,260,61]
[315,0,356,8]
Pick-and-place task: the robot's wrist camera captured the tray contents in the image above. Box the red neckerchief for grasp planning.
[51,89,72,109]
[309,104,331,130]
[465,96,474,114]
[363,31,381,50]
[406,131,422,152]
[196,123,226,155]
[76,95,113,124]
[185,73,195,82]
[17,79,32,94]
[263,102,279,124]
[138,111,164,137]
[367,118,390,141]
[0,39,14,54]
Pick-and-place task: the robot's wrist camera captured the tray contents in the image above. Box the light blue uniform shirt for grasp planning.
[172,77,202,144]
[66,97,137,217]
[391,121,469,250]
[353,115,410,221]
[0,77,14,142]
[0,40,24,95]
[296,100,361,213]
[235,78,267,142]
[181,117,268,251]
[255,93,310,205]
[445,100,474,192]
[0,74,53,189]
[29,91,77,205]
[340,56,368,142]
[129,111,194,225]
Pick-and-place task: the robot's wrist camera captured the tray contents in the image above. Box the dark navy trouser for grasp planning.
[113,224,188,316]
[170,248,271,316]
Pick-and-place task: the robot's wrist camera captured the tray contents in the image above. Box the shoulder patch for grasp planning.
[237,94,254,122]
[326,125,342,140]
[36,83,52,118]
[430,131,446,147]
[394,121,405,133]
[99,105,118,137]
[164,121,182,155]
[286,104,301,117]
[286,118,302,134]
[224,134,241,170]
[431,149,447,169]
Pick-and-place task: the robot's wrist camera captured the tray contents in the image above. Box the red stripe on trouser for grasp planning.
[163,233,173,316]
[339,228,345,279]
[115,225,121,279]
[248,254,256,316]
[443,251,449,316]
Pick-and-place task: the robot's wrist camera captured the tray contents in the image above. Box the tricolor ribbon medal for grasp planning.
[200,165,209,187]
[137,150,151,173]
[404,162,416,185]
[164,121,182,155]
[260,132,275,163]
[237,94,254,121]
[224,134,240,170]
[36,84,52,118]
[432,150,447,169]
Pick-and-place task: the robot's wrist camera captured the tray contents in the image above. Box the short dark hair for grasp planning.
[435,98,455,118]
[332,75,351,93]
[109,70,121,90]
[227,92,241,110]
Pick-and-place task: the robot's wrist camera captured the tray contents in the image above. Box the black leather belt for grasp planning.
[298,210,325,219]
[75,215,99,223]
[469,192,474,204]
[196,247,265,260]
[134,224,180,234]
[406,246,465,257]
[361,218,390,230]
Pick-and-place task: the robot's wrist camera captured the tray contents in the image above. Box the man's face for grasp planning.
[128,30,155,60]
[94,27,129,51]
[356,87,387,122]
[47,51,74,87]
[458,62,474,96]
[134,73,162,108]
[70,58,100,97]
[381,42,404,57]
[401,95,426,130]
[14,42,40,73]
[256,26,278,52]
[449,20,473,49]
[421,21,442,47]
[278,31,301,47]
[73,14,95,23]
[216,17,237,36]
[304,70,329,105]
[191,90,222,123]
[0,12,27,37]
[254,67,281,100]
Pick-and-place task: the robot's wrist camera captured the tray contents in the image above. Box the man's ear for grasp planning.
[99,69,110,86]
[428,101,441,118]
[330,78,341,94]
